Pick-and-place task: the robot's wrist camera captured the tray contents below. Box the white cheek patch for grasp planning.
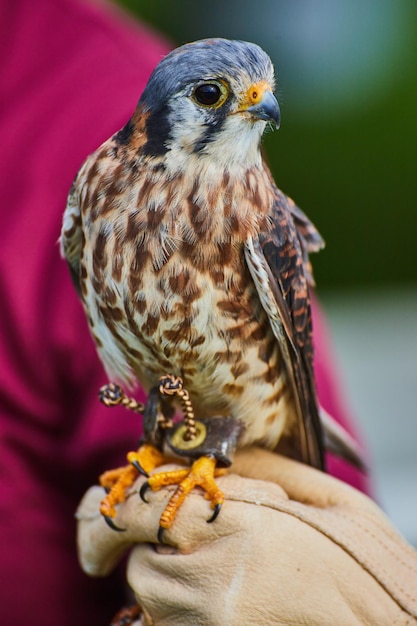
[165,97,265,178]
[164,94,209,153]
[201,115,265,170]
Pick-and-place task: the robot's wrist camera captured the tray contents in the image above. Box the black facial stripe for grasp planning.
[114,118,134,145]
[142,105,171,156]
[192,108,228,153]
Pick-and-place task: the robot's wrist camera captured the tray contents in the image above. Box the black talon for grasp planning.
[130,459,149,478]
[103,515,126,532]
[207,503,221,524]
[139,481,150,503]
[157,525,165,544]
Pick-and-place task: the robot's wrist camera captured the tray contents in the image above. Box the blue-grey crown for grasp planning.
[140,38,274,110]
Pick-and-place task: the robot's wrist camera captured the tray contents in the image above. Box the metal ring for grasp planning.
[170,421,207,450]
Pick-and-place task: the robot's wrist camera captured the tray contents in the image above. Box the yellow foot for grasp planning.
[99,443,167,530]
[140,456,227,539]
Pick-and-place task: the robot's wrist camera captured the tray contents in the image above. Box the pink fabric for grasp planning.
[0,1,367,624]
[1,1,169,624]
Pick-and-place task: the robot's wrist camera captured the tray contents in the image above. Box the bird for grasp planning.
[61,38,358,536]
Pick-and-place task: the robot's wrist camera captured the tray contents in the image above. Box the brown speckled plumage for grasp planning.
[61,38,325,467]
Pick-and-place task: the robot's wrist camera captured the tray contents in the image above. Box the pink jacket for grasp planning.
[0,1,368,624]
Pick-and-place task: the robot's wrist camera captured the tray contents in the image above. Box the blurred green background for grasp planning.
[118,0,417,291]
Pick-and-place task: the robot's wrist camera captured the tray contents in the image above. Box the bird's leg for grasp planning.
[99,443,168,530]
[97,379,244,536]
[140,401,244,541]
[140,455,227,540]
[146,376,227,537]
[97,382,176,531]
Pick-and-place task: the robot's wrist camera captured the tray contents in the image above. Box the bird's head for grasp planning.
[137,39,280,172]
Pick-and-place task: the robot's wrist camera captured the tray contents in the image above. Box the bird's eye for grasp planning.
[193,81,229,108]
[194,84,221,105]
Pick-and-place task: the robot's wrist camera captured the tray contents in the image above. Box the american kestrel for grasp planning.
[61,38,353,535]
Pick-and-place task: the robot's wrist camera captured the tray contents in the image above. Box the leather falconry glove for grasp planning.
[77,448,417,626]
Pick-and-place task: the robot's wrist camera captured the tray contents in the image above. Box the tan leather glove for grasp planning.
[77,448,417,625]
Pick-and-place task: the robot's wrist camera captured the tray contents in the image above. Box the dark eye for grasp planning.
[192,81,229,108]
[194,83,222,106]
